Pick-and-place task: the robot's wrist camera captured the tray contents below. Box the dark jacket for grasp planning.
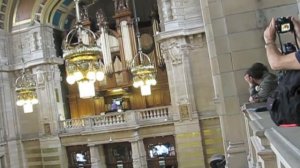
[249,71,278,102]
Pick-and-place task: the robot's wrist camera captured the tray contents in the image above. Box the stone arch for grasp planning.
[3,0,76,32]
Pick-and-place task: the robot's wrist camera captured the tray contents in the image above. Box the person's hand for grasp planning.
[264,18,276,44]
[291,17,300,43]
[249,96,258,103]
[249,96,255,103]
[244,74,254,86]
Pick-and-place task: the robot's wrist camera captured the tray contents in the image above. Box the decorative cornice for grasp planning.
[0,57,64,72]
[155,26,204,43]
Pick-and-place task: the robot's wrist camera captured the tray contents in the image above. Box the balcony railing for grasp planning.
[59,106,173,134]
[243,103,300,168]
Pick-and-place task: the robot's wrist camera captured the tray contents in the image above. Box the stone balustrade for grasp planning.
[243,103,300,168]
[59,106,172,134]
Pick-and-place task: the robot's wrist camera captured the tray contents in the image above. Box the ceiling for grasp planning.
[3,0,158,31]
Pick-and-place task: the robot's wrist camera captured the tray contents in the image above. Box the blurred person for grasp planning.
[244,63,278,103]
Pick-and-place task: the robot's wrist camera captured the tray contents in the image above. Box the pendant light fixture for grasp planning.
[130,0,157,96]
[15,62,38,113]
[63,0,104,99]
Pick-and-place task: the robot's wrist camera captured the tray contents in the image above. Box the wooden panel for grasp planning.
[94,97,105,115]
[78,99,96,117]
[129,91,146,109]
[69,97,79,119]
[162,89,171,105]
[145,87,171,108]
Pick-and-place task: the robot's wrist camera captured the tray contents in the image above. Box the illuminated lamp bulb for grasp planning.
[16,99,24,106]
[87,71,96,81]
[137,80,144,87]
[66,75,76,84]
[146,78,156,86]
[74,71,83,81]
[140,84,151,96]
[96,71,105,81]
[23,103,33,113]
[32,98,39,105]
[78,80,95,98]
[133,81,139,88]
[151,79,157,85]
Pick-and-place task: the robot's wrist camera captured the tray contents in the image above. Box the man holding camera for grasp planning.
[264,17,300,70]
[264,17,300,127]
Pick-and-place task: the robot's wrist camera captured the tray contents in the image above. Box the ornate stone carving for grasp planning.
[160,39,191,65]
[179,104,189,120]
[31,31,41,51]
[113,0,129,12]
[96,9,108,28]
[161,0,172,22]
[80,5,89,21]
[178,97,191,120]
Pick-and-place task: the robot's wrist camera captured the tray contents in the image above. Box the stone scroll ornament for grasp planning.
[160,41,191,65]
[178,98,191,120]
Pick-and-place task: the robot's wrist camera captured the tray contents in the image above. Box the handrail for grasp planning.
[243,103,300,168]
[59,106,172,134]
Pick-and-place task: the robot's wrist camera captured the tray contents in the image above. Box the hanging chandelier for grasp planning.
[63,0,104,99]
[131,0,157,96]
[131,52,157,96]
[15,70,38,113]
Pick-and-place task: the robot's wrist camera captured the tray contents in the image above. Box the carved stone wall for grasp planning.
[157,0,203,31]
[0,24,64,167]
[200,0,299,167]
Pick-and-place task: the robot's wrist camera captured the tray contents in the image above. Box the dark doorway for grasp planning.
[66,145,91,168]
[104,142,133,168]
[144,135,178,168]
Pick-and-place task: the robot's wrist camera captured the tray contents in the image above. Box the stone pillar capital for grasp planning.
[160,38,191,65]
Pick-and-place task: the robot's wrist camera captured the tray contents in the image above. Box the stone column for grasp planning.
[131,139,147,168]
[0,28,25,168]
[39,137,66,168]
[33,64,63,136]
[200,0,248,167]
[159,36,205,167]
[0,71,24,168]
[160,36,200,121]
[89,144,106,168]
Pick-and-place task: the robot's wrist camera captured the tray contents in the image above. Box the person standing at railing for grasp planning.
[244,62,278,103]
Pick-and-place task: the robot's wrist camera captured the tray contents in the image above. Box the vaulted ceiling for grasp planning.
[0,0,157,32]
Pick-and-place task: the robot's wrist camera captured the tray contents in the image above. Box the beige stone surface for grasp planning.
[256,0,295,9]
[226,11,257,33]
[214,36,230,55]
[189,38,215,113]
[223,96,241,115]
[228,30,265,52]
[208,1,224,19]
[212,18,227,37]
[222,0,257,15]
[231,48,268,71]
[220,72,238,97]
[234,69,250,97]
[217,53,233,73]
[210,56,220,75]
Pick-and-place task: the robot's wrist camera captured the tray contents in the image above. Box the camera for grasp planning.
[274,17,299,55]
[275,17,294,33]
[283,42,297,55]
